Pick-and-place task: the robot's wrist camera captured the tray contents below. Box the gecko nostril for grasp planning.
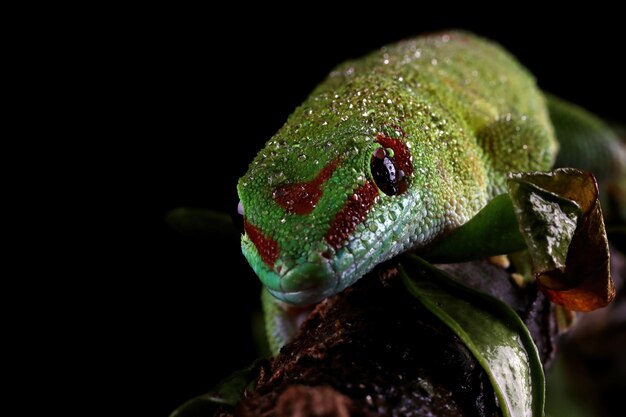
[232,201,245,233]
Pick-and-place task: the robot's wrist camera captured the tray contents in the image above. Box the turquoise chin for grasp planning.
[242,229,353,305]
[254,258,340,305]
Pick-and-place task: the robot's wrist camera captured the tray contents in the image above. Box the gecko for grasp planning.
[236,31,623,348]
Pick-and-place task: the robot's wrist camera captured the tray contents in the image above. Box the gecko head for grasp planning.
[238,124,415,305]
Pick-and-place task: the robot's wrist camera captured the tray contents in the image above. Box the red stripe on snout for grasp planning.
[244,219,279,268]
[325,181,379,249]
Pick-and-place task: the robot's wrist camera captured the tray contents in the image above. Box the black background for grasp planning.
[131,7,624,416]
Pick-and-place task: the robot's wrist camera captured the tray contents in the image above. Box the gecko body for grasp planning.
[238,31,559,304]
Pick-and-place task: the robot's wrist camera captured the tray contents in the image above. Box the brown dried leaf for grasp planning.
[508,169,615,311]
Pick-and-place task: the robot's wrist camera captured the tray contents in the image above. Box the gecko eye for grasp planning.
[370,148,404,196]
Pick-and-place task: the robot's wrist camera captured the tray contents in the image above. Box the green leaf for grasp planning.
[506,178,581,273]
[546,93,625,182]
[400,255,545,417]
[165,207,238,239]
[421,194,526,262]
[169,360,261,417]
[424,168,615,312]
[507,169,615,311]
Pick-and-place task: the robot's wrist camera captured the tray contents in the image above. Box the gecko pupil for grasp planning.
[371,149,400,196]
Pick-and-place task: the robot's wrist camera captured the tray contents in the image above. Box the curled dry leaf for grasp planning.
[507,168,615,311]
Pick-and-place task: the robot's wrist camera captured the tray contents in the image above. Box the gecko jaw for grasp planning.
[241,227,341,305]
[271,260,338,305]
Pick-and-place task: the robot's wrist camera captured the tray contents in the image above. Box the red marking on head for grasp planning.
[273,158,341,215]
[325,181,379,249]
[244,219,279,268]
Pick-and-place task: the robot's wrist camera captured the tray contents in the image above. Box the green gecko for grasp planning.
[237,31,623,347]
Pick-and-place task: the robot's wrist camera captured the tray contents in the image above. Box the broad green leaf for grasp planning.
[422,194,526,262]
[400,255,545,417]
[508,169,615,311]
[547,93,625,182]
[169,360,260,417]
[165,207,238,239]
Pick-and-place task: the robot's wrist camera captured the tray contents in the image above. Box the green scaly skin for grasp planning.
[238,31,558,306]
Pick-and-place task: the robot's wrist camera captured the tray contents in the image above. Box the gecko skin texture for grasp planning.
[238,31,557,304]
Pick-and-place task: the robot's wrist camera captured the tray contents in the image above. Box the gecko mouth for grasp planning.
[241,231,341,304]
[267,260,340,305]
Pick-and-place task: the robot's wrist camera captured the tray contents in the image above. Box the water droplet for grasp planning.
[369,223,378,232]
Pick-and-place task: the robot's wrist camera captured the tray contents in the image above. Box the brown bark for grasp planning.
[228,259,558,417]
